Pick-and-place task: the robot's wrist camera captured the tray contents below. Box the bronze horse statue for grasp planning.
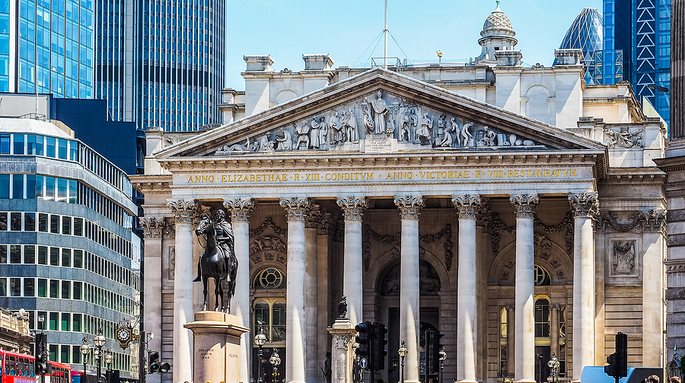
[195,213,238,312]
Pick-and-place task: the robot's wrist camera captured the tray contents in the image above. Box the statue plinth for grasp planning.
[328,318,357,383]
[184,311,249,383]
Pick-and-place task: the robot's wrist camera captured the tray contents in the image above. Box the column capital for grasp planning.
[140,217,166,239]
[305,204,322,228]
[336,196,368,222]
[224,198,255,222]
[452,194,482,219]
[280,197,311,222]
[167,199,198,224]
[510,193,539,218]
[568,192,599,218]
[394,195,424,220]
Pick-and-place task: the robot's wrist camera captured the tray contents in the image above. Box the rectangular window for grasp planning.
[73,249,83,268]
[9,278,20,296]
[38,213,48,232]
[12,133,24,154]
[9,245,21,263]
[0,133,9,153]
[57,139,67,159]
[10,212,21,231]
[0,244,6,263]
[73,281,82,300]
[62,216,71,235]
[61,248,71,267]
[49,312,58,330]
[27,134,44,155]
[38,279,47,297]
[49,214,59,234]
[44,176,55,200]
[46,137,55,157]
[57,178,67,202]
[49,280,59,298]
[23,278,34,296]
[35,175,43,199]
[69,141,78,161]
[0,278,5,296]
[38,246,47,265]
[74,217,83,236]
[61,280,70,299]
[26,175,35,199]
[49,345,57,362]
[59,344,69,363]
[24,245,35,264]
[72,346,81,364]
[12,174,23,199]
[68,179,77,203]
[73,313,82,332]
[0,174,9,198]
[0,211,6,230]
[49,247,59,266]
[24,213,35,231]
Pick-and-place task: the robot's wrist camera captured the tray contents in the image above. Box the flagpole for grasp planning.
[383,0,388,69]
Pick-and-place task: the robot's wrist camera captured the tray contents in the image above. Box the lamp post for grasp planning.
[269,349,281,383]
[80,337,91,381]
[93,331,106,383]
[105,350,113,381]
[398,340,408,383]
[438,347,447,383]
[254,329,268,383]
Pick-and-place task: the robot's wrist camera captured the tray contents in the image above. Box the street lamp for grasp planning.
[105,350,113,374]
[438,347,447,383]
[269,349,281,383]
[254,329,268,383]
[93,331,106,383]
[398,340,408,383]
[80,337,91,380]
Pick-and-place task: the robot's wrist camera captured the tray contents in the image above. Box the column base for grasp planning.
[515,379,536,383]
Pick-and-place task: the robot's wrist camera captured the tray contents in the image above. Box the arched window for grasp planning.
[534,265,551,286]
[254,267,285,290]
[252,267,286,345]
[534,298,551,338]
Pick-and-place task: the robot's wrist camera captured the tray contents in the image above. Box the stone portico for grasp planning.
[135,68,666,383]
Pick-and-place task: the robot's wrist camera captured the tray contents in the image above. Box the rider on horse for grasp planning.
[194,210,234,282]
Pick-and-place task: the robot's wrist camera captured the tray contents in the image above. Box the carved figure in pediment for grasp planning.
[295,122,310,150]
[370,90,389,134]
[613,240,636,275]
[461,122,474,147]
[309,118,322,149]
[400,107,418,142]
[329,112,342,145]
[416,113,433,145]
[479,126,497,147]
[317,117,329,150]
[341,108,359,143]
[451,118,462,147]
[437,115,447,138]
[437,118,455,148]
[362,103,374,134]
[276,129,293,151]
[259,134,275,151]
[216,137,253,154]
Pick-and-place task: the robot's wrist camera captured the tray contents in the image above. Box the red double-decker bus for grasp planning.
[0,350,71,383]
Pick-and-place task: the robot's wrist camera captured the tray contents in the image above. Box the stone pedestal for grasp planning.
[328,319,356,383]
[184,311,249,383]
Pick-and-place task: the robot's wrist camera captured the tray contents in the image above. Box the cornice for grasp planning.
[131,174,172,193]
[603,168,666,184]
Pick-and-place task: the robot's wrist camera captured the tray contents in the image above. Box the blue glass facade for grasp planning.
[96,0,225,132]
[0,0,94,97]
[557,8,604,84]
[602,0,671,127]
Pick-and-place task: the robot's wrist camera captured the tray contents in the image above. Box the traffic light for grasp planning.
[371,323,388,371]
[35,333,48,375]
[148,351,160,373]
[355,321,371,369]
[604,332,628,379]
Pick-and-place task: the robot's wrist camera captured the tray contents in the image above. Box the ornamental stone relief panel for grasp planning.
[606,236,642,284]
[213,90,547,155]
[249,217,288,266]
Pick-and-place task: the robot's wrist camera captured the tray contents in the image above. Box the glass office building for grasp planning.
[95,0,226,132]
[601,0,671,126]
[0,117,140,377]
[556,8,603,84]
[0,0,94,98]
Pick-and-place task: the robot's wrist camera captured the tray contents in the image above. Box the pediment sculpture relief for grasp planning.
[213,90,547,155]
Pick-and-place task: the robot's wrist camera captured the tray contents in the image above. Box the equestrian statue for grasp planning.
[194,209,238,312]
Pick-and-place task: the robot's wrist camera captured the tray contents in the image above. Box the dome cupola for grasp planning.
[475,1,520,64]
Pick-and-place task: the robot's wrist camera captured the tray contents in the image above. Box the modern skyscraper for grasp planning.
[600,0,671,126]
[0,0,94,98]
[556,8,603,84]
[95,0,226,132]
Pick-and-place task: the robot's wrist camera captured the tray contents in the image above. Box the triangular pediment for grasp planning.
[157,68,605,159]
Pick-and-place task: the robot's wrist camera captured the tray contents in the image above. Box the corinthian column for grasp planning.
[280,197,311,383]
[336,196,368,325]
[510,194,538,383]
[167,199,198,383]
[305,205,321,383]
[452,194,482,383]
[568,192,598,380]
[224,198,255,383]
[140,217,165,383]
[394,195,424,383]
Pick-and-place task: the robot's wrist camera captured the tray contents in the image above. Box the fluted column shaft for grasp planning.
[550,304,560,358]
[337,196,368,325]
[506,305,515,376]
[167,199,197,383]
[569,193,598,379]
[394,195,424,383]
[305,206,320,383]
[280,198,310,383]
[140,217,165,383]
[452,194,481,383]
[510,194,538,383]
[224,198,255,383]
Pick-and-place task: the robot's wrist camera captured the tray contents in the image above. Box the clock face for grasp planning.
[117,327,130,342]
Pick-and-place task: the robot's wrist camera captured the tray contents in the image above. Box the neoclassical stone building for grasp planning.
[134,6,667,383]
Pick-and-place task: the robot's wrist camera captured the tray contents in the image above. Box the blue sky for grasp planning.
[226,0,603,88]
